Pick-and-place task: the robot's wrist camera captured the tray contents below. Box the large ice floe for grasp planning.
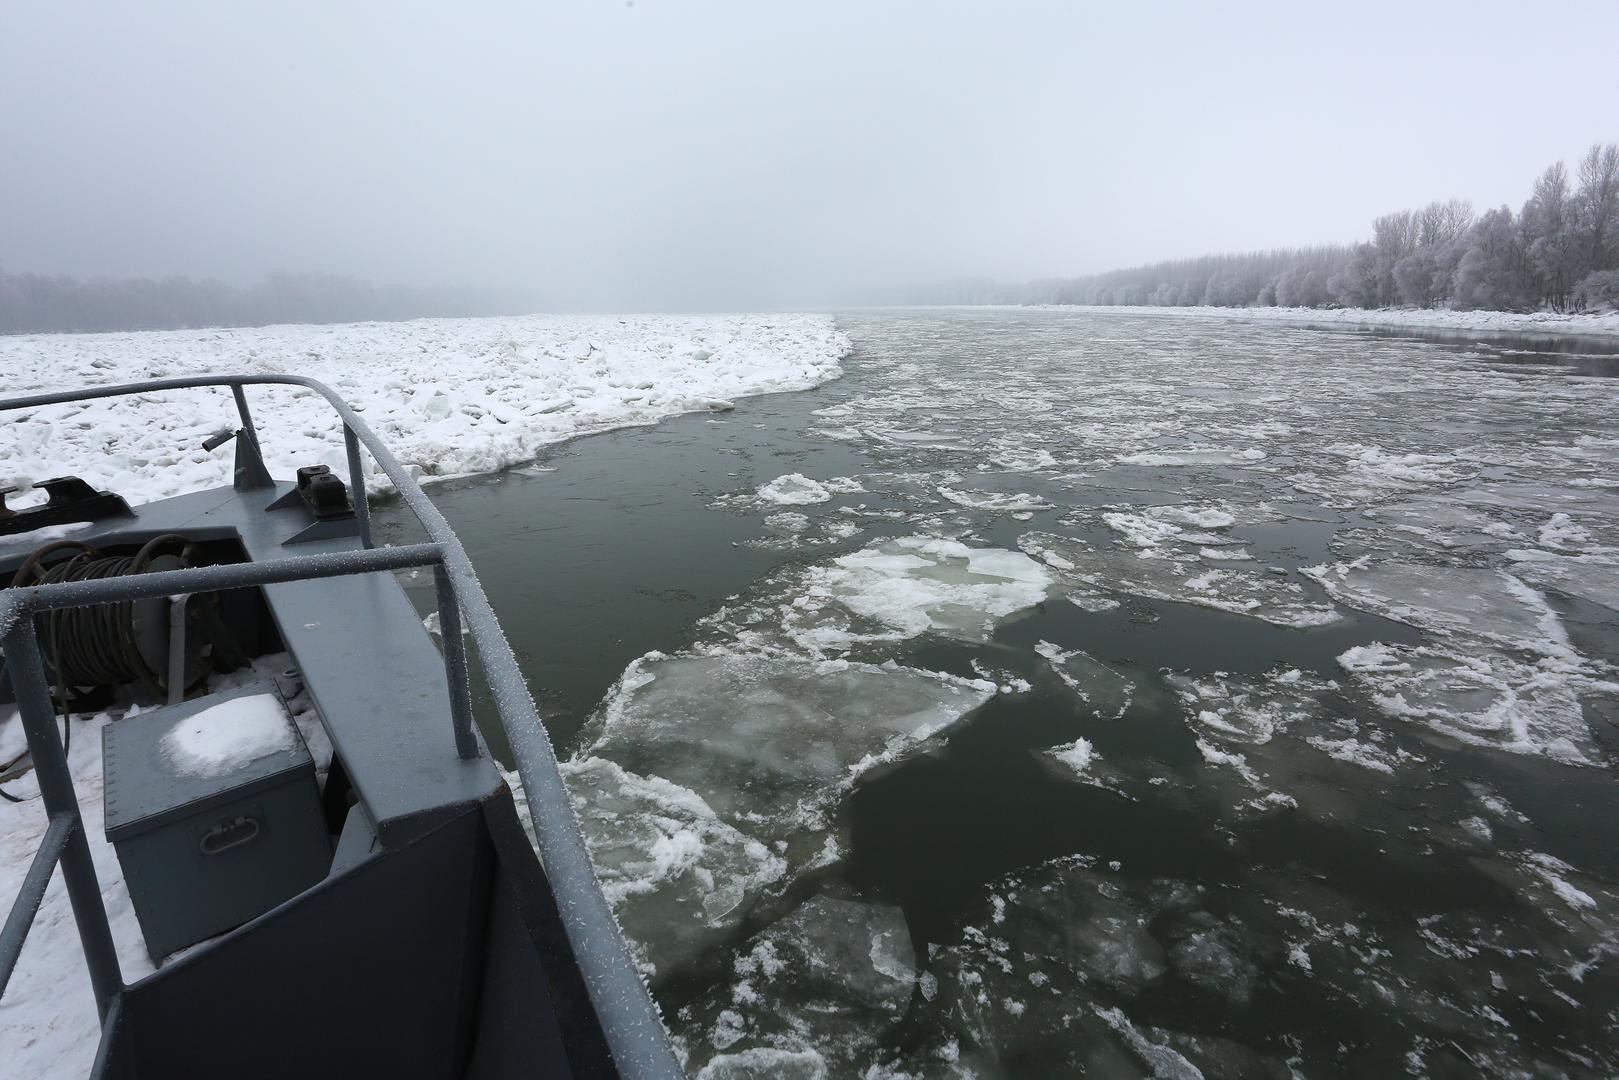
[1303,560,1619,763]
[1335,641,1616,765]
[565,653,993,976]
[0,313,849,504]
[699,536,1055,654]
[1018,530,1340,628]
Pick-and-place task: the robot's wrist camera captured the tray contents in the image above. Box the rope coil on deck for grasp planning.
[0,534,206,800]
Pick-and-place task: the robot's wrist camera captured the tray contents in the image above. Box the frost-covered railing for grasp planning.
[0,375,681,1079]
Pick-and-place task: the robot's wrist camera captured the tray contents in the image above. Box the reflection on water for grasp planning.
[380,310,1619,1077]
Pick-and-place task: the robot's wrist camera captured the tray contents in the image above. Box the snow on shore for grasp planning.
[0,313,849,505]
[1065,304,1619,338]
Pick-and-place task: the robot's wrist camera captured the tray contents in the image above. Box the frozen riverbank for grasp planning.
[0,313,850,505]
[1047,304,1619,338]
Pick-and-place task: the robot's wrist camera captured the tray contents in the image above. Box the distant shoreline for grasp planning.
[1031,304,1619,339]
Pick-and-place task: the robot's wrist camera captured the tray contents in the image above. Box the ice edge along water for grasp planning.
[0,312,852,505]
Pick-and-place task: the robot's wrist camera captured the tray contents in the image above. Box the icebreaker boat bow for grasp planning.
[0,376,682,1078]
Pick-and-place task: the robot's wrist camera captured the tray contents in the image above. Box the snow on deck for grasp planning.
[0,313,850,505]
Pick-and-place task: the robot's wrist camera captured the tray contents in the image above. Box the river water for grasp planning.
[380,309,1619,1078]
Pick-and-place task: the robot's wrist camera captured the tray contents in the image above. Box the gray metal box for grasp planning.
[103,689,332,962]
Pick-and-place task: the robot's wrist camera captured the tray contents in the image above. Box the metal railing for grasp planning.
[0,376,680,1078]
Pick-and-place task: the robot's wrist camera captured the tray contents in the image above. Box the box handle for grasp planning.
[199,816,261,856]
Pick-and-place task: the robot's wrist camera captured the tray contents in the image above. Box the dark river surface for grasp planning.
[378,309,1619,1078]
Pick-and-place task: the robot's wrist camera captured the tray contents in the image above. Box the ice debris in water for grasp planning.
[756,473,835,505]
[937,486,1055,513]
[679,896,916,1078]
[1336,642,1615,766]
[1304,560,1574,658]
[1168,667,1333,746]
[1115,447,1267,466]
[889,856,1300,1077]
[895,846,1619,1078]
[1034,640,1134,719]
[785,535,1052,650]
[567,653,990,976]
[1047,737,1094,774]
[561,757,787,977]
[582,653,993,841]
[1505,548,1619,614]
[1019,531,1339,629]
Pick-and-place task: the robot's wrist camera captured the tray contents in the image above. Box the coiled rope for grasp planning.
[1,534,199,801]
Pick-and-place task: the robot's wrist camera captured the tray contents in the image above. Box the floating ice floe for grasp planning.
[785,536,1053,650]
[1305,560,1575,658]
[1115,447,1267,466]
[1035,736,1135,797]
[937,486,1055,513]
[1336,642,1615,765]
[1503,548,1619,613]
[1168,668,1333,746]
[566,653,992,977]
[559,757,787,977]
[678,896,916,1078]
[755,473,834,505]
[581,653,994,845]
[1034,641,1134,719]
[989,447,1059,471]
[1019,531,1340,628]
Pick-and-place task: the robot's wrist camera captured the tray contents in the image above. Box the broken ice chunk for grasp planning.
[1021,531,1339,629]
[561,757,787,977]
[1336,642,1613,766]
[679,896,917,1077]
[1305,561,1573,659]
[1035,640,1134,719]
[583,653,994,844]
[789,535,1052,649]
[756,473,833,505]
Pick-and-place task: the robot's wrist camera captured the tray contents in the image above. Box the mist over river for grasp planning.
[382,308,1619,1078]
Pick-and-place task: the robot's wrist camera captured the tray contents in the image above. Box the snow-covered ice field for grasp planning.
[0,313,849,504]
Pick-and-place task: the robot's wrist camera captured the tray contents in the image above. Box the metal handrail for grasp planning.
[0,376,680,1078]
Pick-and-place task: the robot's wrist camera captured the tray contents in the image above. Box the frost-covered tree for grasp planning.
[1420,199,1474,246]
[959,142,1617,312]
[1573,268,1619,310]
[1393,249,1443,307]
[1452,207,1532,311]
[1274,264,1328,308]
[1520,162,1581,309]
[1575,142,1619,276]
[1370,211,1419,306]
[1328,246,1380,308]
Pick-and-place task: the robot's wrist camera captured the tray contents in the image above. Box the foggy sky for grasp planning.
[3,1,1616,311]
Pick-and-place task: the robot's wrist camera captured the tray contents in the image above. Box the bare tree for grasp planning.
[1576,142,1619,272]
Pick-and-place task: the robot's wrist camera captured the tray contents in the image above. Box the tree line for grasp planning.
[0,270,538,335]
[1025,142,1619,313]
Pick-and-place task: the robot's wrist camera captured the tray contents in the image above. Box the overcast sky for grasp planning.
[3,1,1616,309]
